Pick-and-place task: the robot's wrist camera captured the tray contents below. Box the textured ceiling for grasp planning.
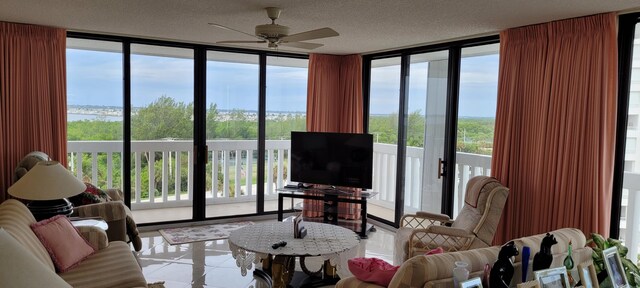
[1,0,639,55]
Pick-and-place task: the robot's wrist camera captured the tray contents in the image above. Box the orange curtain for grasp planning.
[0,22,68,202]
[492,13,617,244]
[304,54,363,219]
[307,54,363,132]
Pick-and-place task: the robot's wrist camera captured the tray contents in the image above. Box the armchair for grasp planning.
[13,151,142,251]
[393,176,509,264]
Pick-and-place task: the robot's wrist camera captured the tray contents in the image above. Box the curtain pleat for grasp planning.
[0,22,67,202]
[492,13,617,244]
[304,54,364,219]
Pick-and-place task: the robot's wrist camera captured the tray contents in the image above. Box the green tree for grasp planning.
[67,120,122,141]
[205,103,219,139]
[406,110,425,147]
[369,113,399,144]
[457,118,495,155]
[132,95,193,140]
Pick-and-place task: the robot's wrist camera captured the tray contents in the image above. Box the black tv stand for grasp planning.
[276,187,377,238]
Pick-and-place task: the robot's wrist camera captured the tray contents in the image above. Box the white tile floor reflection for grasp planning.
[137,222,395,288]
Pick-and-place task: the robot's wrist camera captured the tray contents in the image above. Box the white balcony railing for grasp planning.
[67,140,638,260]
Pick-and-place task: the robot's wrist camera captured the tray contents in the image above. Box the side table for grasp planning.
[277,188,377,238]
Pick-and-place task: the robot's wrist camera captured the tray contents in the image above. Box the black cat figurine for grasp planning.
[532,233,557,271]
[490,241,519,288]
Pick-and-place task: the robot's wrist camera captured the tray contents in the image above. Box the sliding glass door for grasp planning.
[368,57,401,222]
[365,41,499,225]
[404,51,449,216]
[264,56,309,212]
[130,44,195,223]
[452,44,500,217]
[66,38,124,191]
[205,51,259,218]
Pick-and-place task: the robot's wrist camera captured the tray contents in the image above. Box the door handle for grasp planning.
[438,158,446,179]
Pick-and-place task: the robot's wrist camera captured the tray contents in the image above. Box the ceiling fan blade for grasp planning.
[217,40,267,44]
[279,41,323,50]
[280,27,339,43]
[208,23,263,40]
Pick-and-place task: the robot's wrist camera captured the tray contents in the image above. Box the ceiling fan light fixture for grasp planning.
[255,24,289,39]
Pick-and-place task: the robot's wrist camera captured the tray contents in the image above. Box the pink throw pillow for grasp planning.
[425,247,444,255]
[348,257,399,287]
[30,215,96,272]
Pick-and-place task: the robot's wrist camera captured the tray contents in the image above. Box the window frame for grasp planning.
[362,36,500,227]
[611,12,640,238]
[66,32,308,225]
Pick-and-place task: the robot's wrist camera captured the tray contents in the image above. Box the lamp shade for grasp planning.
[8,161,86,200]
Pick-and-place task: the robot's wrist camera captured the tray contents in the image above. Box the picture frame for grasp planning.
[517,280,541,288]
[534,266,571,288]
[602,247,629,288]
[459,277,483,288]
[578,260,599,288]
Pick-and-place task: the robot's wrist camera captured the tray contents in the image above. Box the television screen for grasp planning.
[290,131,373,189]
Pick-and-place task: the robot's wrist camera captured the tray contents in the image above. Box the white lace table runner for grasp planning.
[228,222,360,278]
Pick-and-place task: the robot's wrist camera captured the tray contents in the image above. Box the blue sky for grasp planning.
[369,54,499,117]
[67,49,498,117]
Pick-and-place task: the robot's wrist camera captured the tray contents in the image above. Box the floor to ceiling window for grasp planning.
[205,51,259,218]
[365,39,500,225]
[66,38,124,191]
[66,34,309,224]
[264,56,309,212]
[130,44,195,223]
[453,44,500,217]
[368,57,402,222]
[619,21,640,262]
[403,51,449,216]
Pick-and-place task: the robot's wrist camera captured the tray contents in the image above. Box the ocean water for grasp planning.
[67,114,121,122]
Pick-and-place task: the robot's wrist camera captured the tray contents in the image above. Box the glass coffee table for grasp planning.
[228,222,360,288]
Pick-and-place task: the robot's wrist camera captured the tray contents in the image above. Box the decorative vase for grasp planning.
[563,240,574,286]
[453,261,470,287]
[521,246,531,282]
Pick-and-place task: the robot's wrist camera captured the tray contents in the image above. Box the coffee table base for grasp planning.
[258,255,341,288]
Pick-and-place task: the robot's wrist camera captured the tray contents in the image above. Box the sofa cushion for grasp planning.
[59,241,147,288]
[0,228,72,288]
[31,215,96,272]
[389,246,499,288]
[0,199,55,271]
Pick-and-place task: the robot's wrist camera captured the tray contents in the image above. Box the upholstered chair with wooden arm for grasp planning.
[13,151,142,251]
[393,176,509,265]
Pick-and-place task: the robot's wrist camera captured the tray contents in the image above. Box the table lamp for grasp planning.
[8,161,86,220]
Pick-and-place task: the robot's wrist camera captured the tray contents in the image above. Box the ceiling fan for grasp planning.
[209,7,339,50]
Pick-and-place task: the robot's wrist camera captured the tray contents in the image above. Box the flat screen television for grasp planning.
[290,131,373,189]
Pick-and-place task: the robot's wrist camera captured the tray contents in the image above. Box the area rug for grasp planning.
[159,221,254,244]
[147,281,165,288]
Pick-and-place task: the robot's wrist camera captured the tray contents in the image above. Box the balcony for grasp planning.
[67,140,639,260]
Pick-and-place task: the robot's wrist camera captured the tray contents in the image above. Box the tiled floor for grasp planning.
[136,221,396,288]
